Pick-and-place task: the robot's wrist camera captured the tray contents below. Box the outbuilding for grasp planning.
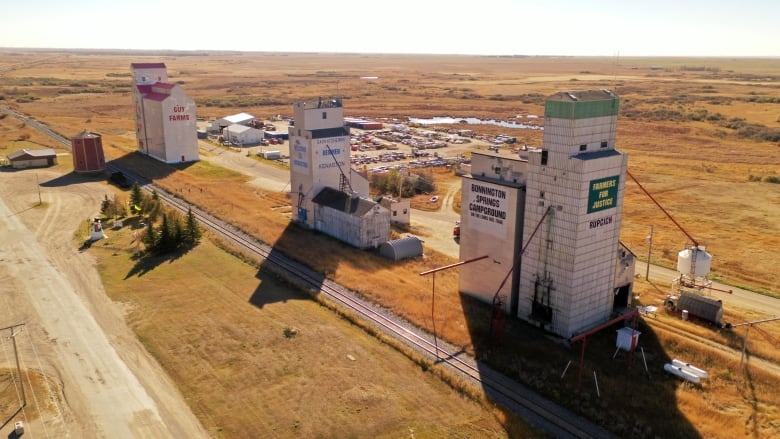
[379,236,423,261]
[8,149,58,169]
[312,187,390,249]
[71,130,106,173]
[222,124,264,146]
[264,131,289,141]
[211,112,256,132]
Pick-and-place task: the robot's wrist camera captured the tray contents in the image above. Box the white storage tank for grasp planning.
[676,246,711,276]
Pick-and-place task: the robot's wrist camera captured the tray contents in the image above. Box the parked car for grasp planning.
[109,171,131,189]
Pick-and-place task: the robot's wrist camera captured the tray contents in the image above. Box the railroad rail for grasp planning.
[4,104,618,438]
[147,185,616,439]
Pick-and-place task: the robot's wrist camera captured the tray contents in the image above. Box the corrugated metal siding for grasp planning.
[379,236,423,261]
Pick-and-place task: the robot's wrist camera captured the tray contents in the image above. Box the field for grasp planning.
[1,49,779,438]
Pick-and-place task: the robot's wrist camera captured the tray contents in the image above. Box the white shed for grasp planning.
[211,112,256,131]
[222,124,264,145]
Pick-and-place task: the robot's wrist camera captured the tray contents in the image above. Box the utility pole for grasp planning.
[36,173,41,205]
[420,255,489,360]
[645,225,654,281]
[10,327,26,407]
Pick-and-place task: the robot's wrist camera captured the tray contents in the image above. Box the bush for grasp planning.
[765,176,780,184]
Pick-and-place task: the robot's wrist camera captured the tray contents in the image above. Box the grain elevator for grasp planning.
[459,90,634,339]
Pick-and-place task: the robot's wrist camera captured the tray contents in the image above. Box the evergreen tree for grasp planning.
[130,183,144,211]
[173,215,184,244]
[184,207,202,244]
[143,221,157,250]
[156,213,176,253]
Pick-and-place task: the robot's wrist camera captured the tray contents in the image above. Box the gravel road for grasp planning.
[0,168,208,438]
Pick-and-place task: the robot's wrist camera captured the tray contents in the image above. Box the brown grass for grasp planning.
[3,50,780,438]
[94,229,524,439]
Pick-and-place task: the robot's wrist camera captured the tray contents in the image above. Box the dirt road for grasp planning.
[0,169,208,438]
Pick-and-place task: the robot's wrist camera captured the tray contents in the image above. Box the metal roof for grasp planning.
[223,113,255,124]
[72,130,101,139]
[546,89,617,102]
[8,148,56,160]
[131,62,167,69]
[313,187,380,217]
[379,236,423,261]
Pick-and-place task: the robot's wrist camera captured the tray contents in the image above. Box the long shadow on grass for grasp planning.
[460,293,702,439]
[124,245,192,279]
[109,151,197,184]
[249,222,339,309]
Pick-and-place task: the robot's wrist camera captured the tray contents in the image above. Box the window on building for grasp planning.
[393,211,397,216]
[579,144,587,151]
[540,191,545,199]
[403,208,408,214]
[541,150,548,165]
[322,112,327,119]
[601,141,608,148]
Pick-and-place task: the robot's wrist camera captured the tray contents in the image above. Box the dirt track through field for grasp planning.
[0,169,208,438]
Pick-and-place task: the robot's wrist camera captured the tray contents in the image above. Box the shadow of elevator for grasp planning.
[458,292,702,439]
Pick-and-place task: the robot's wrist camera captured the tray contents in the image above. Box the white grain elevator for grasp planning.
[518,90,628,338]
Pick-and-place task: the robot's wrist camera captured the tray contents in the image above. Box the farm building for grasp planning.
[312,187,390,249]
[131,62,199,164]
[458,89,635,339]
[265,131,289,141]
[378,196,411,225]
[344,117,383,130]
[222,124,264,145]
[71,130,106,174]
[379,236,423,261]
[210,112,256,132]
[7,149,58,169]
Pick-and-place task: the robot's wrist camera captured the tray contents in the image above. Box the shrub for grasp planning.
[764,176,780,184]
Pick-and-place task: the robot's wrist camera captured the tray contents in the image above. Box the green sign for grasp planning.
[587,176,619,213]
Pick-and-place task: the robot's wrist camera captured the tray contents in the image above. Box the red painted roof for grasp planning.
[136,84,153,94]
[153,83,175,90]
[144,93,169,102]
[131,62,166,69]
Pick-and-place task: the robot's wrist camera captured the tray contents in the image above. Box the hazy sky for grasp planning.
[2,0,778,57]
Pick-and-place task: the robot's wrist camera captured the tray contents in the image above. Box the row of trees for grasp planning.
[101,184,202,255]
[143,208,202,254]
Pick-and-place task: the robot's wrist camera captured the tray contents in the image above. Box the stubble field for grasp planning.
[1,49,779,438]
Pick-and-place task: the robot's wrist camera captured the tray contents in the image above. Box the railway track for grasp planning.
[147,187,616,439]
[5,104,618,438]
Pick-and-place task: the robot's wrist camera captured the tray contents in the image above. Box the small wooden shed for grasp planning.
[7,149,58,169]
